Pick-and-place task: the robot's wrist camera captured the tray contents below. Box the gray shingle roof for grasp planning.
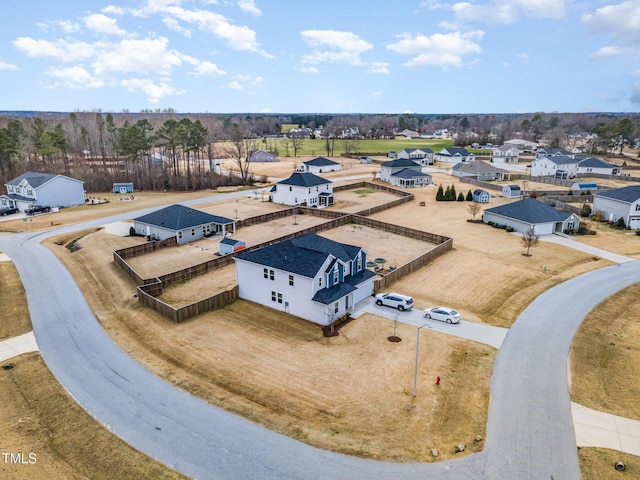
[439,147,472,156]
[578,157,615,168]
[391,168,431,179]
[542,155,581,165]
[235,232,362,278]
[134,204,235,230]
[381,158,421,168]
[303,157,339,166]
[220,237,243,246]
[484,198,573,223]
[6,171,75,188]
[595,185,640,203]
[312,282,357,305]
[278,172,331,187]
[453,161,507,174]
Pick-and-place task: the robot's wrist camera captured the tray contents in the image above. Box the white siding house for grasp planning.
[271,172,334,207]
[576,157,621,176]
[133,204,236,243]
[491,145,520,164]
[379,159,432,188]
[435,147,474,163]
[530,156,580,178]
[483,198,580,234]
[248,149,279,162]
[395,148,434,165]
[234,233,376,325]
[299,157,341,174]
[592,186,640,229]
[1,171,85,211]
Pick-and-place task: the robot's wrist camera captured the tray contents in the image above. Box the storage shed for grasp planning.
[220,237,246,255]
[502,184,521,198]
[571,182,597,192]
[473,189,490,203]
[113,182,134,194]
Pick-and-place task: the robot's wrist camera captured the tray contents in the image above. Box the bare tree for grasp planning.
[520,227,539,256]
[291,136,304,157]
[467,202,482,221]
[224,125,257,185]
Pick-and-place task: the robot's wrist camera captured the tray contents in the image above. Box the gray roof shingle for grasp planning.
[303,157,339,166]
[595,185,640,203]
[381,158,421,168]
[6,171,80,188]
[278,172,331,187]
[484,198,573,223]
[134,204,235,230]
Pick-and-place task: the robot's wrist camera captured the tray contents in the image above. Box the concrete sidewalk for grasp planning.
[0,331,39,362]
[541,234,636,264]
[572,402,640,456]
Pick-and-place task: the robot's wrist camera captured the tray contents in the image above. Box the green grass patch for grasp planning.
[353,188,375,197]
[270,138,455,156]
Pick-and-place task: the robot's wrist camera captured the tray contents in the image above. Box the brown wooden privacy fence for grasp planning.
[458,177,504,191]
[115,236,177,259]
[374,238,452,290]
[137,283,239,323]
[540,197,584,215]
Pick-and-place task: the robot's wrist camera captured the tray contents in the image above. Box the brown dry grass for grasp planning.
[0,258,31,339]
[0,352,188,480]
[578,448,638,479]
[570,282,640,421]
[46,227,493,462]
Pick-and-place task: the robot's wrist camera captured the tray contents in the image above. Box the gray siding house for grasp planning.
[379,159,432,188]
[133,204,236,243]
[1,171,85,211]
[483,198,580,234]
[592,185,640,229]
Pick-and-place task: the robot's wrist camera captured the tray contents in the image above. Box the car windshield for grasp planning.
[449,310,458,315]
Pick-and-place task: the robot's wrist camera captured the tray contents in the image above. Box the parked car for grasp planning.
[0,206,19,216]
[374,292,414,311]
[25,205,51,216]
[423,307,461,324]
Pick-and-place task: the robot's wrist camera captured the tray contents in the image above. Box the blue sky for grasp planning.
[1,0,639,114]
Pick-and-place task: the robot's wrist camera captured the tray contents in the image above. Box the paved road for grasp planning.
[2,201,640,479]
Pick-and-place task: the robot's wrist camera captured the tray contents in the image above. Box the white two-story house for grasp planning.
[530,155,581,178]
[1,171,85,211]
[271,172,334,207]
[395,148,434,165]
[435,147,475,163]
[234,233,377,325]
[491,145,520,164]
[379,159,432,188]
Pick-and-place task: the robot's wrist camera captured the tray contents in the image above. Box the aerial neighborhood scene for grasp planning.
[2,1,640,480]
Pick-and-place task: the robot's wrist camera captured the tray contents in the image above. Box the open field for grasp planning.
[0,353,188,480]
[327,187,403,213]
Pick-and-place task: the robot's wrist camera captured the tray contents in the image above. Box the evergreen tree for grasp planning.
[466,189,473,201]
[436,184,444,201]
[444,185,452,201]
[450,184,457,201]
[457,192,465,201]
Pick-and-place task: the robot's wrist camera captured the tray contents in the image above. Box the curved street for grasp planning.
[2,205,640,479]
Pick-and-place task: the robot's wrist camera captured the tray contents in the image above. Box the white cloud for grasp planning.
[101,5,125,15]
[0,60,19,71]
[387,30,483,68]
[120,78,182,103]
[299,66,319,73]
[134,3,272,56]
[163,17,192,36]
[517,52,529,63]
[300,30,374,68]
[190,60,226,76]
[368,62,390,74]
[46,65,105,88]
[92,37,185,77]
[83,14,126,36]
[582,1,640,36]
[452,0,566,24]
[372,91,383,97]
[13,37,95,62]
[237,0,261,16]
[589,45,632,61]
[228,80,243,90]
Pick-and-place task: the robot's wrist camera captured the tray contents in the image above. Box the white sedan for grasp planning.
[423,307,461,324]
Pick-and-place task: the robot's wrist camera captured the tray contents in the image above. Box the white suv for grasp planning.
[374,292,414,311]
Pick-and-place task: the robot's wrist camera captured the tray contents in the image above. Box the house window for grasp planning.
[357,255,362,271]
[289,275,294,286]
[27,189,33,195]
[277,293,283,304]
[635,204,640,211]
[334,301,339,314]
[191,228,195,235]
[270,269,275,281]
[264,268,269,279]
[178,231,183,239]
[318,277,322,287]
[289,186,292,192]
[333,268,339,284]
[271,291,276,302]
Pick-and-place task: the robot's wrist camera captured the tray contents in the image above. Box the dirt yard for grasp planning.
[327,187,403,213]
[0,259,31,340]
